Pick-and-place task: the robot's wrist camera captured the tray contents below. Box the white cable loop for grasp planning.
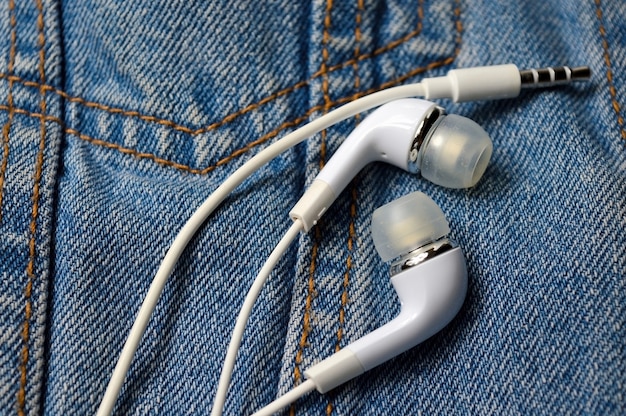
[97,82,425,416]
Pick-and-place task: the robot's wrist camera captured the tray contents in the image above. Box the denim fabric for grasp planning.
[0,0,624,414]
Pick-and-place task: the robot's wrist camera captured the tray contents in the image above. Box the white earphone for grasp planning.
[303,191,467,394]
[290,98,492,231]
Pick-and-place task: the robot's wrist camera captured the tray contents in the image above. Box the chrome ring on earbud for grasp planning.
[390,237,457,277]
[407,105,445,174]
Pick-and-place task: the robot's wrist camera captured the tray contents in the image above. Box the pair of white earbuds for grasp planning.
[286,97,485,397]
[279,66,590,406]
[97,64,590,415]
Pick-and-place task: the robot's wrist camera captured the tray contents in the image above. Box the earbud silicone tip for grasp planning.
[420,114,492,189]
[371,192,450,262]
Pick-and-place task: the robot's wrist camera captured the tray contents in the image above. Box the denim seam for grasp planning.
[0,48,455,177]
[294,1,458,413]
[594,0,626,142]
[292,2,335,410]
[0,7,425,140]
[318,0,332,171]
[326,1,368,412]
[339,188,358,347]
[0,1,426,181]
[0,62,454,176]
[351,0,364,103]
[18,1,48,414]
[292,225,322,416]
[0,0,17,225]
[327,180,359,416]
[292,0,462,413]
[0,103,322,174]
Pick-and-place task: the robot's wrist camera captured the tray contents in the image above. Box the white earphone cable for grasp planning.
[211,220,303,416]
[96,63,591,414]
[97,82,426,415]
[251,379,317,416]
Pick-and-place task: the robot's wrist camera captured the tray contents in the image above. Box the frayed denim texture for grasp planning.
[0,0,624,415]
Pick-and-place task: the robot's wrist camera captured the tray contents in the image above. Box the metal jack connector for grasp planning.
[519,66,591,88]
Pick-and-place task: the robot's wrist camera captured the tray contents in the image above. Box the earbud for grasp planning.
[302,191,467,393]
[290,98,492,231]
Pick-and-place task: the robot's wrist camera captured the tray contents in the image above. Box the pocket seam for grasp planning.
[0,53,458,176]
[0,0,435,174]
[594,0,626,142]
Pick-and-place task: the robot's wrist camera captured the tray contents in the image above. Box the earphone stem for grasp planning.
[302,248,467,394]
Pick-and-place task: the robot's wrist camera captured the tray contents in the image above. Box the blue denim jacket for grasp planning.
[1,0,624,414]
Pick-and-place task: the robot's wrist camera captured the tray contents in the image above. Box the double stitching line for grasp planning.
[0,50,448,177]
[292,3,335,412]
[18,1,48,415]
[292,0,463,413]
[0,11,428,174]
[0,17,427,138]
[0,0,16,224]
[337,0,367,357]
[0,45,457,182]
[594,0,626,141]
[0,101,319,175]
[318,0,333,170]
[325,1,369,414]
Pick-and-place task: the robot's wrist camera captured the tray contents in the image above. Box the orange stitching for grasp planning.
[19,1,47,414]
[342,0,364,373]
[299,0,462,412]
[594,0,626,141]
[0,72,312,137]
[0,4,428,193]
[5,0,19,411]
[0,59,459,177]
[325,3,425,76]
[0,47,457,178]
[292,226,321,406]
[36,5,45,85]
[337,185,357,351]
[326,2,366,413]
[0,5,424,140]
[0,0,458,178]
[325,181,358,416]
[350,0,364,109]
[318,0,333,170]
[292,4,334,412]
[0,0,16,225]
[453,0,463,57]
[0,104,326,175]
